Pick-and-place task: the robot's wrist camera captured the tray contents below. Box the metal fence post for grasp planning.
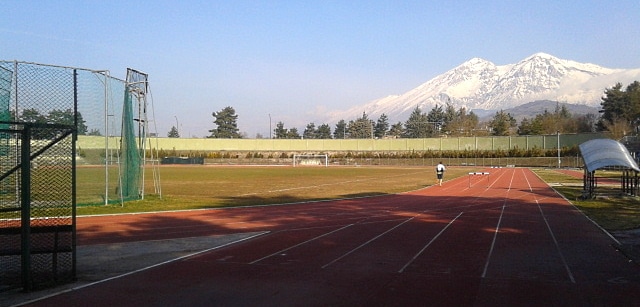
[20,124,31,291]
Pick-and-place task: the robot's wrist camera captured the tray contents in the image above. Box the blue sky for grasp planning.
[2,0,639,137]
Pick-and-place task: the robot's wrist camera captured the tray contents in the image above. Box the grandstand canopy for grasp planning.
[579,138,640,173]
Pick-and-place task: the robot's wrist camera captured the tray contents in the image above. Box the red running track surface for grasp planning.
[27,168,640,306]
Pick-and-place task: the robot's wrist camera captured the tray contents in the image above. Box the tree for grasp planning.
[426,104,446,135]
[208,106,241,138]
[19,108,87,139]
[374,113,389,138]
[316,123,332,139]
[403,106,429,138]
[348,112,374,139]
[598,81,640,135]
[489,110,516,136]
[168,126,180,138]
[603,116,634,140]
[274,121,287,139]
[388,122,404,138]
[517,104,586,135]
[303,122,317,139]
[286,127,300,139]
[575,113,598,133]
[444,107,478,136]
[333,119,347,139]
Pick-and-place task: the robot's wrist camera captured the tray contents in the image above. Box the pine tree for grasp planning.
[333,119,347,139]
[404,106,429,138]
[168,126,180,138]
[348,112,374,139]
[374,113,389,138]
[287,127,300,139]
[208,106,242,138]
[274,121,287,139]
[316,123,332,139]
[598,81,640,133]
[388,122,404,138]
[489,110,516,136]
[303,122,317,139]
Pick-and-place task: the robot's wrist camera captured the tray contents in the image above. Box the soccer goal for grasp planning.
[293,154,329,167]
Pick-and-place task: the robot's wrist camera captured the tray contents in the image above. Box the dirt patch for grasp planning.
[611,228,640,264]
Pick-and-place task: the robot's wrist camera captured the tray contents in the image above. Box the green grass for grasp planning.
[532,168,640,231]
[76,166,476,215]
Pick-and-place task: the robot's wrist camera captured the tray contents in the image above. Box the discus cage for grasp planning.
[0,60,161,292]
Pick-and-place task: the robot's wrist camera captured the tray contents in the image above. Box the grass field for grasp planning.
[75,165,640,232]
[77,166,476,214]
[532,168,640,231]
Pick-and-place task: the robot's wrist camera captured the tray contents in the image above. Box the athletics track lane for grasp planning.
[23,168,640,306]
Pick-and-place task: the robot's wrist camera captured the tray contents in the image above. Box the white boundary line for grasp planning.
[524,168,576,283]
[250,224,354,264]
[12,231,269,307]
[481,168,515,278]
[536,199,576,283]
[530,170,622,246]
[398,212,464,273]
[321,216,418,269]
[481,199,506,279]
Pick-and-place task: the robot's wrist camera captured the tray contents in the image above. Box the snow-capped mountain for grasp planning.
[325,52,640,124]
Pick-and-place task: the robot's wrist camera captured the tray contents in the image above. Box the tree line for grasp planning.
[11,108,94,139]
[174,81,640,139]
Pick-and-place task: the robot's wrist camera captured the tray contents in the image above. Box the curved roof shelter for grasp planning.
[579,138,640,172]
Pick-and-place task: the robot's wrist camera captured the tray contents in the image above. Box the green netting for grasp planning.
[0,66,10,156]
[119,89,141,201]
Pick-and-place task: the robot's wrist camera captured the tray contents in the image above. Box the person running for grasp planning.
[435,161,446,186]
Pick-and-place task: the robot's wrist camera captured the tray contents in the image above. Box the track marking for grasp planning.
[398,211,464,273]
[321,216,418,269]
[249,224,355,264]
[522,169,576,283]
[536,199,576,283]
[481,199,506,278]
[16,231,269,306]
[481,168,515,278]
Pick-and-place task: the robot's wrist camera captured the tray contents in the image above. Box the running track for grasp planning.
[27,168,640,306]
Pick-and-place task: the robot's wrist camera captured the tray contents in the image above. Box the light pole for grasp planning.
[174,116,179,138]
[269,114,272,139]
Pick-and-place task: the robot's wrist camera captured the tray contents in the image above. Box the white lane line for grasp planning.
[398,211,464,273]
[523,169,575,283]
[522,168,575,283]
[481,199,506,278]
[15,231,269,307]
[487,167,509,190]
[321,216,418,269]
[481,169,514,278]
[536,199,576,283]
[521,168,534,192]
[249,224,355,264]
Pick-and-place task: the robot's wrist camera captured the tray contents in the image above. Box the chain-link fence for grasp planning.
[0,60,161,292]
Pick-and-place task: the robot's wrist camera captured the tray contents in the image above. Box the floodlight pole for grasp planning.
[269,113,272,139]
[174,116,179,138]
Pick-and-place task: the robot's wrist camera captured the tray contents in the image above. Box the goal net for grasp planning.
[293,154,329,167]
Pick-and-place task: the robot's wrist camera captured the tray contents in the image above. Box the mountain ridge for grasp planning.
[323,53,639,125]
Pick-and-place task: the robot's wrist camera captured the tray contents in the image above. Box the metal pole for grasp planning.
[20,124,32,291]
[174,116,179,138]
[269,114,272,139]
[557,131,560,169]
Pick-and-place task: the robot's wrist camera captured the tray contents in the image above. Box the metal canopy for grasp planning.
[579,138,640,173]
